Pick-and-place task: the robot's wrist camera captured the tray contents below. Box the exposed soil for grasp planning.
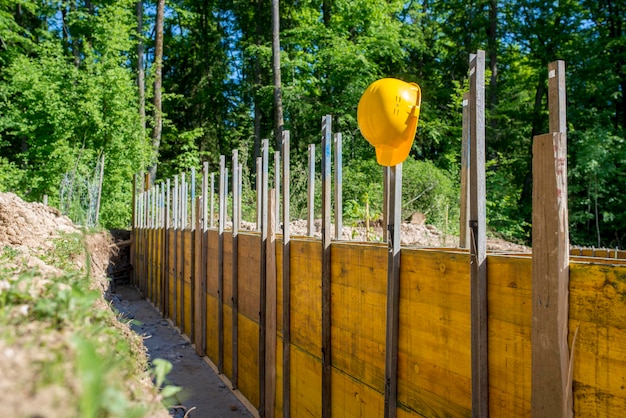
[0,192,253,418]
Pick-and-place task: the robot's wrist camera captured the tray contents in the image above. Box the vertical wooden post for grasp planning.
[210,172,215,228]
[173,175,179,326]
[190,168,196,341]
[164,178,171,318]
[334,132,343,240]
[218,156,226,373]
[275,151,280,230]
[259,139,269,418]
[257,157,263,231]
[384,163,402,418]
[181,173,186,333]
[532,60,571,418]
[382,167,390,238]
[194,195,203,354]
[131,175,137,286]
[282,131,291,418]
[321,115,332,418]
[201,162,209,353]
[162,183,168,314]
[307,143,315,236]
[460,92,471,249]
[469,50,488,418]
[232,150,240,389]
[265,191,277,418]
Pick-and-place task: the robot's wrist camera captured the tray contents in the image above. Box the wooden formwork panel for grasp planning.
[206,294,219,363]
[398,249,472,417]
[238,313,260,408]
[570,262,626,415]
[207,230,219,297]
[237,233,261,322]
[182,230,192,336]
[223,303,233,379]
[223,231,233,306]
[330,243,386,403]
[486,255,532,417]
[290,344,322,417]
[183,280,192,336]
[290,239,322,356]
[331,367,384,417]
[276,237,284,335]
[167,229,176,319]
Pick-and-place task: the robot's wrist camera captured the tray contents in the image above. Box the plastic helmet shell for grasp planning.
[357,78,421,166]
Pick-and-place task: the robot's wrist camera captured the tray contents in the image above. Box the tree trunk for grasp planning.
[487,0,498,136]
[137,1,146,132]
[149,0,165,185]
[272,0,284,150]
[253,0,263,172]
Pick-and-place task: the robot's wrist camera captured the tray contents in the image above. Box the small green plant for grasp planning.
[151,358,183,407]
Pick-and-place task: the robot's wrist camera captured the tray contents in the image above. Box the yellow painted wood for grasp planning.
[223,304,233,379]
[570,262,626,416]
[330,243,387,393]
[137,229,626,418]
[487,255,532,416]
[207,230,219,296]
[274,336,284,417]
[206,294,219,363]
[290,239,322,356]
[398,249,472,417]
[224,231,233,306]
[237,233,261,321]
[290,345,322,418]
[238,313,260,408]
[276,236,283,336]
[331,368,384,417]
[184,280,192,336]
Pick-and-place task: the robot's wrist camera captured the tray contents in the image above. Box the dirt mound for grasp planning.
[0,192,78,249]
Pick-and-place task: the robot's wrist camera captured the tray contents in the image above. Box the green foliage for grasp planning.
[0,236,171,417]
[0,0,149,229]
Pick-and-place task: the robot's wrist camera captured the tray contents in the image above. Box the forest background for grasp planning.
[0,0,624,248]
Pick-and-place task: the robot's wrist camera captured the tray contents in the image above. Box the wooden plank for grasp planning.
[321,115,332,417]
[190,168,196,342]
[532,132,570,418]
[239,313,261,408]
[173,175,179,326]
[194,197,204,355]
[259,139,269,418]
[181,173,186,334]
[569,262,626,416]
[460,92,470,249]
[331,243,387,395]
[232,150,240,389]
[384,164,402,418]
[307,143,315,236]
[469,50,488,418]
[202,162,208,353]
[291,345,322,417]
[290,239,322,355]
[282,131,292,418]
[334,132,343,240]
[265,192,277,418]
[398,249,474,417]
[257,156,262,231]
[218,155,226,373]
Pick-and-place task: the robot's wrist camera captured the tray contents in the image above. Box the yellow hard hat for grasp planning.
[357,78,421,166]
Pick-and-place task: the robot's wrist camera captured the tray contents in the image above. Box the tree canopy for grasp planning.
[0,0,624,247]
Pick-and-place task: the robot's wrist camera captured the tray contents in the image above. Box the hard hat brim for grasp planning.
[375,136,413,167]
